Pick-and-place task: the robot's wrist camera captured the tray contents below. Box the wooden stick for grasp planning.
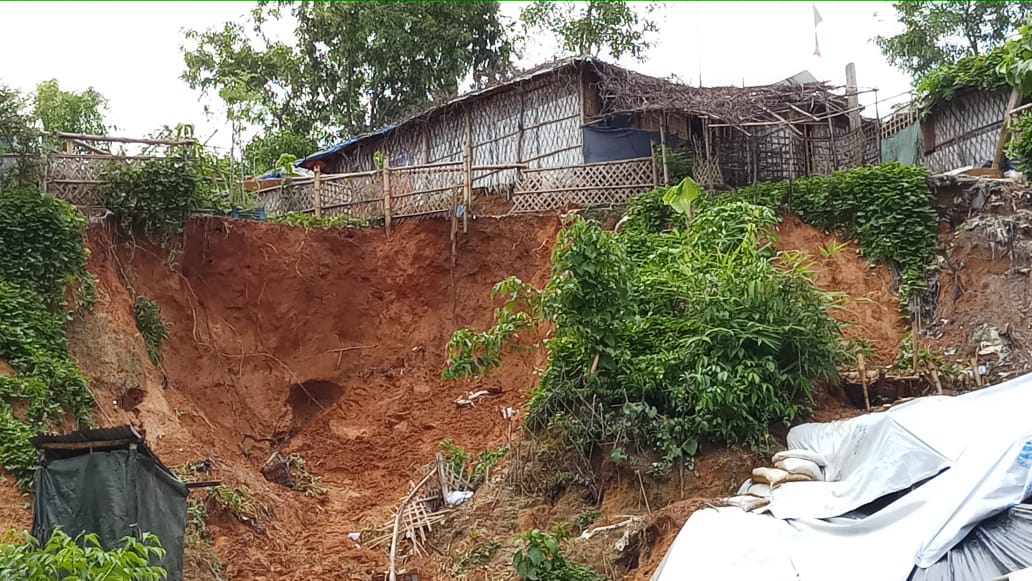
[993,87,1023,170]
[659,113,669,186]
[463,111,473,234]
[382,157,392,236]
[930,367,943,395]
[55,132,195,146]
[326,345,374,353]
[636,470,652,515]
[435,453,451,499]
[858,353,870,411]
[388,469,437,581]
[972,355,983,388]
[313,166,323,217]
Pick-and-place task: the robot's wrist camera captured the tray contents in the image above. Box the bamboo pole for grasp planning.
[382,157,392,236]
[387,469,437,581]
[858,353,870,411]
[993,88,1022,170]
[463,110,472,234]
[313,167,323,217]
[659,113,669,185]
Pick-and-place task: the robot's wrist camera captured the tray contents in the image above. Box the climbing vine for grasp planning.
[915,44,1009,109]
[445,199,843,468]
[98,157,203,239]
[0,187,95,490]
[721,162,937,301]
[1007,112,1032,173]
[268,211,377,229]
[132,297,168,365]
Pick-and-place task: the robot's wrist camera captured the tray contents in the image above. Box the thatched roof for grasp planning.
[587,59,849,124]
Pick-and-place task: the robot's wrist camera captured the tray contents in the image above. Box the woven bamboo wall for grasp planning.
[509,157,653,213]
[924,88,1010,173]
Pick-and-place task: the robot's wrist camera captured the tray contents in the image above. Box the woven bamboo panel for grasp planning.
[924,88,1010,174]
[321,174,382,219]
[45,155,121,206]
[510,157,652,213]
[389,165,463,218]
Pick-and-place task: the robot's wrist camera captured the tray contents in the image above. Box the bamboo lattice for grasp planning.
[510,157,653,213]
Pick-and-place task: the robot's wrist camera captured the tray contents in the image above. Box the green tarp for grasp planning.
[881,121,923,166]
[30,427,188,580]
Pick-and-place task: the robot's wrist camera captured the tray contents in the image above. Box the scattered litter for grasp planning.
[944,348,957,356]
[979,344,1003,356]
[445,490,473,505]
[454,386,502,408]
[499,406,517,419]
[348,531,361,548]
[580,517,639,540]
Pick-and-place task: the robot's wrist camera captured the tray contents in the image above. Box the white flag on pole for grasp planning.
[813,4,823,57]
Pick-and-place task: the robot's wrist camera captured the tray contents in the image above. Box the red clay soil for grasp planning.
[0,215,559,580]
[774,215,905,364]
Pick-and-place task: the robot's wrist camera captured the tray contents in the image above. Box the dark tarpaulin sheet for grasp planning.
[909,504,1032,581]
[32,447,188,580]
[582,125,679,163]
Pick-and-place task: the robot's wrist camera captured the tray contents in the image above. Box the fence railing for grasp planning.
[254,156,657,230]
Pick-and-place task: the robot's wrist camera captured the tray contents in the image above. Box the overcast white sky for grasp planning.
[0,1,912,153]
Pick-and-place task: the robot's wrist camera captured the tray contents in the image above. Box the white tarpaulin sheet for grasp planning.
[653,372,1032,581]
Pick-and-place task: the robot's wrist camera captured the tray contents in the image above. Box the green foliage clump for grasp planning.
[244,130,318,175]
[0,187,94,307]
[99,158,202,239]
[284,453,325,496]
[132,297,168,365]
[453,540,502,576]
[915,44,1008,109]
[0,188,95,489]
[512,528,603,581]
[440,439,509,485]
[1007,111,1032,173]
[0,528,166,581]
[722,163,937,301]
[269,211,374,229]
[210,485,259,525]
[446,201,842,467]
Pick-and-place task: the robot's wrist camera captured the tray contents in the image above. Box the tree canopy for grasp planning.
[875,1,1032,78]
[520,1,658,62]
[32,79,108,139]
[181,1,513,142]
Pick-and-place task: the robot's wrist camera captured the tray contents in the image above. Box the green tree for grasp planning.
[0,84,42,186]
[182,2,513,139]
[875,1,1032,78]
[520,1,658,61]
[243,129,318,174]
[0,529,166,581]
[32,79,108,148]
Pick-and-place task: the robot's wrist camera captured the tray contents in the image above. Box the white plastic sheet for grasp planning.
[652,372,1032,581]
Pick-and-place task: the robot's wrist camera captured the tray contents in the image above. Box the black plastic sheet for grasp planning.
[909,504,1032,581]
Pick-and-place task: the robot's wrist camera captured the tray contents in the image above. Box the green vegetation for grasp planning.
[914,44,1008,109]
[244,130,318,175]
[284,453,325,496]
[0,187,95,490]
[268,211,375,229]
[446,193,843,468]
[440,439,509,485]
[211,485,259,525]
[98,158,203,239]
[875,1,1031,78]
[724,162,936,301]
[453,540,502,576]
[32,79,108,151]
[1008,112,1032,173]
[512,528,603,581]
[520,1,657,61]
[132,297,168,365]
[0,529,166,581]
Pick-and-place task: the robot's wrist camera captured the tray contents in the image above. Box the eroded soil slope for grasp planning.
[45,215,558,579]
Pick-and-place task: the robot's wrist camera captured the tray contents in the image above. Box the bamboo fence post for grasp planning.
[911,299,920,374]
[659,113,669,185]
[463,111,472,234]
[993,88,1022,170]
[858,353,870,411]
[313,166,323,217]
[650,141,658,188]
[382,157,392,236]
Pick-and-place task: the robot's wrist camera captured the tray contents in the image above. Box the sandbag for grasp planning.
[775,457,824,481]
[723,495,770,512]
[752,467,791,487]
[737,479,753,495]
[773,449,827,467]
[747,482,772,498]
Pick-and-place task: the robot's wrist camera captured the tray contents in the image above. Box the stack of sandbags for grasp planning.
[723,450,829,513]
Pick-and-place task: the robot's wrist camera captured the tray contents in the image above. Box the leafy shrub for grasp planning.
[0,187,94,307]
[915,44,1008,109]
[284,453,325,496]
[446,202,842,467]
[99,158,202,239]
[512,528,602,581]
[132,297,168,365]
[1007,111,1032,173]
[439,439,509,485]
[453,540,501,576]
[268,211,375,229]
[0,528,166,581]
[0,188,95,489]
[719,163,937,301]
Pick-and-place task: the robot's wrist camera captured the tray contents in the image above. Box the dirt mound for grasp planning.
[774,215,905,364]
[43,215,557,579]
